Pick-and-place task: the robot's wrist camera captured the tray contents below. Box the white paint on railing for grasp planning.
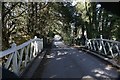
[86,35,120,59]
[0,36,43,75]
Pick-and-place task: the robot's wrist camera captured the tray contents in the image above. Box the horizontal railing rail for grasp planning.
[0,36,43,75]
[85,35,120,59]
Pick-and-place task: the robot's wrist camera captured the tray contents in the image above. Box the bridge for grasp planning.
[1,2,120,79]
[1,35,120,79]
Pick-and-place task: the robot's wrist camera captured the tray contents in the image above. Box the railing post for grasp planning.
[35,36,39,55]
[34,36,37,39]
[11,43,19,75]
[100,35,107,55]
[99,35,102,52]
[92,39,96,51]
[100,35,103,39]
[30,40,33,60]
[33,36,38,57]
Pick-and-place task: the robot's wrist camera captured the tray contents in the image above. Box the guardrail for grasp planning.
[0,36,43,75]
[85,35,120,59]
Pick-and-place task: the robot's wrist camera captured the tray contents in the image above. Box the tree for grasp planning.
[1,2,120,50]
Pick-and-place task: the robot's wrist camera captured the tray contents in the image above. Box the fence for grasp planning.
[85,35,120,59]
[0,36,43,75]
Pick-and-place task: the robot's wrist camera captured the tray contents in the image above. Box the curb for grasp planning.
[78,47,120,69]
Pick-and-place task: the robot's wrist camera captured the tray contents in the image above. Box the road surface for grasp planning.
[32,40,119,79]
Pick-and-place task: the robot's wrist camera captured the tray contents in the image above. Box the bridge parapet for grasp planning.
[85,35,120,59]
[0,36,43,76]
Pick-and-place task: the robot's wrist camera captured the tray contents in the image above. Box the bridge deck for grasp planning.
[32,41,119,79]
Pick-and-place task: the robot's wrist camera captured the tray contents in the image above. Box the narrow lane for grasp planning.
[33,40,119,79]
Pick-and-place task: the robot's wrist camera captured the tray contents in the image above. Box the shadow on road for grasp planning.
[32,40,119,79]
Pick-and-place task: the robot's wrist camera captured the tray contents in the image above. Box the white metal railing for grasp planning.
[85,35,120,59]
[0,36,43,75]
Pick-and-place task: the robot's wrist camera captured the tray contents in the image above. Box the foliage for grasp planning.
[1,2,120,50]
[76,2,120,41]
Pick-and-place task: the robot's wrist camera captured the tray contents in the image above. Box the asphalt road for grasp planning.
[32,40,120,79]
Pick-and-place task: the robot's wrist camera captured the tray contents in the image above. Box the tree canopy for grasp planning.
[1,2,120,50]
